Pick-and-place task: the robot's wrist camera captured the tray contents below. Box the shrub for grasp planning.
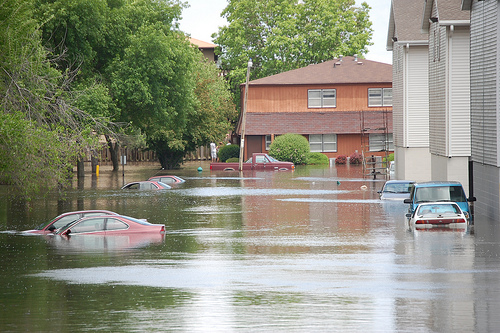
[349,152,363,164]
[268,133,310,165]
[218,144,239,162]
[226,157,239,163]
[335,155,347,165]
[307,152,329,165]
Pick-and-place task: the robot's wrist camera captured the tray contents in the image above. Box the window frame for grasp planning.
[368,88,392,107]
[308,89,337,108]
[369,133,394,152]
[309,134,337,153]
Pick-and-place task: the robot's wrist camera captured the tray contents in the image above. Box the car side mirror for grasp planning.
[404,198,412,204]
[405,213,411,218]
[468,197,477,202]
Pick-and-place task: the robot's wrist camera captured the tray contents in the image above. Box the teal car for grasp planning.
[404,181,476,221]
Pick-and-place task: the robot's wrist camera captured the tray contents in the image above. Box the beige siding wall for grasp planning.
[470,0,498,166]
[449,26,471,156]
[406,46,430,148]
[429,16,448,156]
[392,43,404,147]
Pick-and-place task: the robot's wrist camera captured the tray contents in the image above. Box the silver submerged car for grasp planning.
[378,180,414,201]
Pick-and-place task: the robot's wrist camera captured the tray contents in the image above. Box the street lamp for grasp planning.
[239,58,252,171]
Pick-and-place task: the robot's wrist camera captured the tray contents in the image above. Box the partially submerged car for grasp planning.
[23,210,118,235]
[121,181,171,190]
[148,175,185,185]
[406,202,467,230]
[378,180,414,200]
[56,215,165,236]
[404,181,475,221]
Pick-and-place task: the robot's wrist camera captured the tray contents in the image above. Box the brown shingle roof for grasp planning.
[390,0,429,43]
[189,38,216,49]
[422,0,469,32]
[245,111,393,135]
[247,56,392,86]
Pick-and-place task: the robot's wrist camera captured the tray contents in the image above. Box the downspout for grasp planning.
[447,25,454,157]
[405,43,410,147]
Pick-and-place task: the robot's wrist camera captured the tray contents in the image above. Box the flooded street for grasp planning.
[1,162,500,332]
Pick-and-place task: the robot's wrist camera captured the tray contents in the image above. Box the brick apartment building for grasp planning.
[236,56,393,160]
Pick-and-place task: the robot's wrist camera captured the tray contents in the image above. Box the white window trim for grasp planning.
[308,89,336,108]
[369,133,394,152]
[309,134,337,152]
[368,88,392,107]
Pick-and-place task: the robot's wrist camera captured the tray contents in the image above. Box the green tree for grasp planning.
[0,0,98,197]
[34,0,236,170]
[213,0,373,105]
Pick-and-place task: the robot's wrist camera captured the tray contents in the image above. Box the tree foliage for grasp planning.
[33,0,236,170]
[0,0,97,197]
[213,0,373,105]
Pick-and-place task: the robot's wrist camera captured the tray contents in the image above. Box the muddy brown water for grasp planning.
[0,162,499,332]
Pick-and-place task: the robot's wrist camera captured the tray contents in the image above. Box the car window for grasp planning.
[52,214,81,229]
[159,177,175,184]
[417,204,460,215]
[69,218,106,234]
[415,185,466,203]
[106,218,129,231]
[124,183,140,189]
[384,183,411,193]
[255,155,266,163]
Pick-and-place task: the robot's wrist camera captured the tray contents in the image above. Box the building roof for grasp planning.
[247,56,392,86]
[387,0,429,51]
[244,111,392,135]
[422,0,469,32]
[189,38,216,49]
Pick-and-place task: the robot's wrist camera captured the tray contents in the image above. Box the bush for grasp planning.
[268,133,310,165]
[335,155,347,165]
[226,157,239,163]
[349,152,363,164]
[218,144,239,162]
[307,152,329,165]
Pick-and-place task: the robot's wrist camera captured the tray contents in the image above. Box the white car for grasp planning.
[406,202,468,230]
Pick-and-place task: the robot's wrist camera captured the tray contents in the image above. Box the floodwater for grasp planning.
[1,162,500,332]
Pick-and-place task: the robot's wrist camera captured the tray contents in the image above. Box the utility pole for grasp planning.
[239,59,252,171]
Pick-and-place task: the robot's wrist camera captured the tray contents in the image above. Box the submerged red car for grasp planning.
[56,215,165,236]
[121,181,171,190]
[23,210,119,235]
[148,175,185,184]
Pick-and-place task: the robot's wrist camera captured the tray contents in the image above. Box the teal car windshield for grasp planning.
[414,185,466,203]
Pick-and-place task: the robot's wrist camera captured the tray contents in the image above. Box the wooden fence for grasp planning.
[88,145,212,164]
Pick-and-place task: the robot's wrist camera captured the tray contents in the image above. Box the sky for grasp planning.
[179,0,393,64]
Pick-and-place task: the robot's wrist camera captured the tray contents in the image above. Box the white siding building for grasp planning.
[462,0,500,220]
[422,0,471,193]
[387,0,432,181]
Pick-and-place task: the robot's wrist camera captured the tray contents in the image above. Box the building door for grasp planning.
[246,135,262,160]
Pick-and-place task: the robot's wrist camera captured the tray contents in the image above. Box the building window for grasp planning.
[309,134,337,152]
[368,88,392,107]
[265,135,272,150]
[308,89,336,108]
[369,133,394,151]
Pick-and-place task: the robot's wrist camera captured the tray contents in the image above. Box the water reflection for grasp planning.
[45,233,166,253]
[1,163,500,332]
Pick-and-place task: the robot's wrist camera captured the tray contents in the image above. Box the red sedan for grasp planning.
[23,210,119,235]
[56,215,165,236]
